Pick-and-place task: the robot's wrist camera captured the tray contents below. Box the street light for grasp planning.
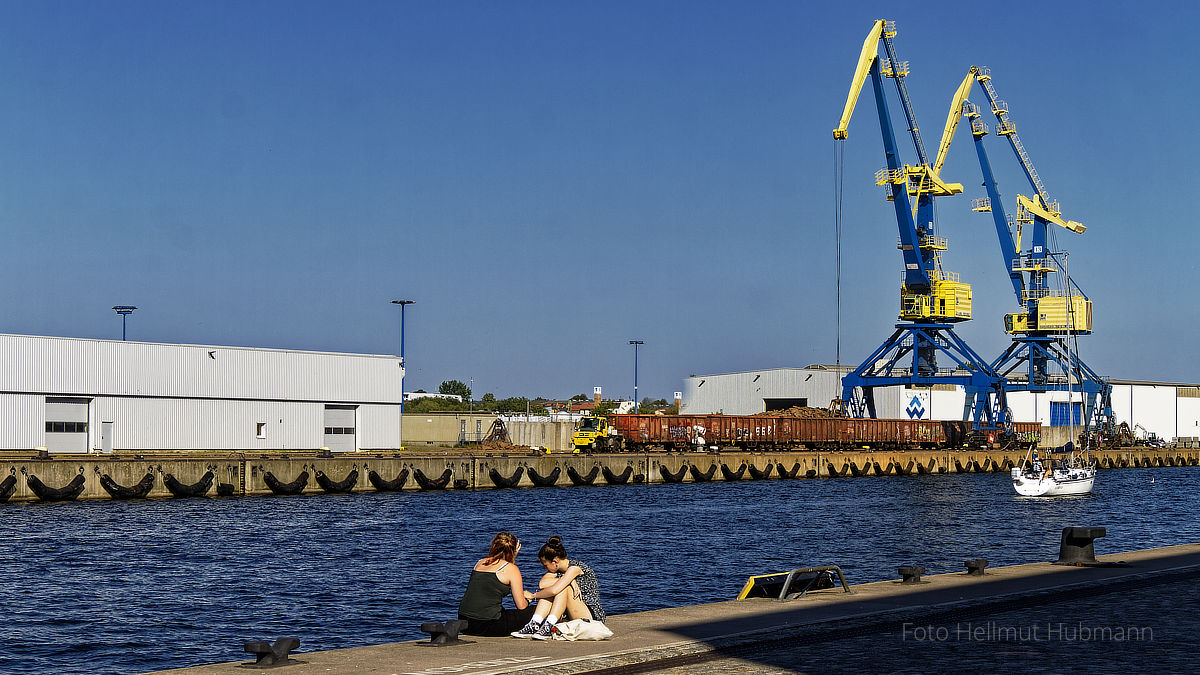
[390,300,415,363]
[112,306,137,341]
[391,300,414,449]
[629,340,644,413]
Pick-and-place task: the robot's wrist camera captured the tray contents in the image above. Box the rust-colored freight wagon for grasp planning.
[607,415,1041,451]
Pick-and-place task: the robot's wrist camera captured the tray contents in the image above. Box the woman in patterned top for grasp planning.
[510,535,606,640]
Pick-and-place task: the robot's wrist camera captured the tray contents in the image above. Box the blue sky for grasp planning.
[0,1,1195,400]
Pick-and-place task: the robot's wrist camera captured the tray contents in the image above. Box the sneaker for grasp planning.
[531,621,555,640]
[511,620,541,639]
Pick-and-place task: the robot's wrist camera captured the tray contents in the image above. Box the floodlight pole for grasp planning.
[112,306,137,341]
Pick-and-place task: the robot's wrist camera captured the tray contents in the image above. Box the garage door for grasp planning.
[46,397,90,453]
[323,405,357,453]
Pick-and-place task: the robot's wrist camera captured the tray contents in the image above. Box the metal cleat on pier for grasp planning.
[243,637,300,668]
[419,620,469,646]
[964,559,990,576]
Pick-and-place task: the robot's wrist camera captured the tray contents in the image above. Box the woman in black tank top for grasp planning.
[457,532,536,636]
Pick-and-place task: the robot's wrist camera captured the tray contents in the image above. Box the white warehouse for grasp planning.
[1,334,404,453]
[682,365,1200,443]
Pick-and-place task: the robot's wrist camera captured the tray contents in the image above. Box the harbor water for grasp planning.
[1,466,1198,674]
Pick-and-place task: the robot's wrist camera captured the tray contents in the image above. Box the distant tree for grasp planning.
[415,389,427,393]
[439,379,472,402]
[480,393,497,409]
[495,397,526,414]
[406,396,468,413]
[569,394,588,402]
[638,397,670,414]
[663,403,680,415]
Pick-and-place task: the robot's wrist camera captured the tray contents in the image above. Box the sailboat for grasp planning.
[1011,441,1095,496]
[1011,254,1097,496]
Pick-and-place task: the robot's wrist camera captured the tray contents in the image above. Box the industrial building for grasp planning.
[682,365,1200,443]
[1,334,403,453]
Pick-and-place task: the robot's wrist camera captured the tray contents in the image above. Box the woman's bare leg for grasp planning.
[562,579,593,620]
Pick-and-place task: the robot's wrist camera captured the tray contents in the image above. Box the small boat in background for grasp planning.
[1011,442,1095,496]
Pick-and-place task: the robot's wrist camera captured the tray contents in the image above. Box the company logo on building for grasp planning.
[906,396,926,419]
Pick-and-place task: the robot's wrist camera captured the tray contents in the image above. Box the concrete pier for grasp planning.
[147,542,1200,674]
[0,446,1196,503]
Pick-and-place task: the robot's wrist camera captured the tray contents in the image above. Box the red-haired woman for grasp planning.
[457,532,537,636]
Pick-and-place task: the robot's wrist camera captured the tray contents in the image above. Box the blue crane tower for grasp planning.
[833,20,1008,438]
[936,66,1113,439]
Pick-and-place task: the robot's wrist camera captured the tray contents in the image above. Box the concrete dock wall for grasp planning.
[1,446,1196,503]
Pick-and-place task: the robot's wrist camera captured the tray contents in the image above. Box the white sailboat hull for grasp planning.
[1011,467,1096,497]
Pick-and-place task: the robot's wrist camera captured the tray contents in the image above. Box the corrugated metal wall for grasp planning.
[0,334,402,402]
[89,398,324,450]
[0,334,403,452]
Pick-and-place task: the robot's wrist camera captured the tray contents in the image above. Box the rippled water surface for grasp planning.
[1,467,1197,674]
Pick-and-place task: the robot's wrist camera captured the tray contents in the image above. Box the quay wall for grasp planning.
[1,446,1196,504]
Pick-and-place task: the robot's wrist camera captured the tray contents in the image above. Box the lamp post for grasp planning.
[391,300,414,449]
[112,306,137,341]
[629,340,644,413]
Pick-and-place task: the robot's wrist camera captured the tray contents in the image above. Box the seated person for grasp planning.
[457,532,535,636]
[511,535,606,639]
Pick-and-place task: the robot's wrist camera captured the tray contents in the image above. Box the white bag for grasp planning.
[553,618,614,641]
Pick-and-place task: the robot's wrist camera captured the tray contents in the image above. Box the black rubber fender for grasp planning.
[368,469,409,492]
[720,464,746,481]
[100,472,155,499]
[263,471,309,495]
[602,466,633,485]
[414,468,452,490]
[488,467,524,488]
[566,465,600,486]
[747,463,773,480]
[0,474,18,503]
[776,462,803,479]
[689,464,717,482]
[27,473,86,502]
[659,465,687,483]
[527,466,561,487]
[315,469,358,493]
[164,471,215,498]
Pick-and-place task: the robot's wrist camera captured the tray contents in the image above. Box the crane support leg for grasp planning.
[840,322,1007,432]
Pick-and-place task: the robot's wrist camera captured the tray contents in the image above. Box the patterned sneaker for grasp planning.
[531,621,555,640]
[511,620,541,638]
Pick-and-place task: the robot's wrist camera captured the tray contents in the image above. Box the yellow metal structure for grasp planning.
[737,573,781,600]
[901,274,972,321]
[933,67,980,177]
[833,19,887,141]
[1036,295,1092,333]
[1016,194,1085,234]
[1004,296,1092,334]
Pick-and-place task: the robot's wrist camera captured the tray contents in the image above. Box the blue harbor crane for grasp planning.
[937,67,1113,440]
[833,20,1008,438]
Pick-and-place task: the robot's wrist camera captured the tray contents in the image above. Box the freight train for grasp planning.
[579,414,1040,452]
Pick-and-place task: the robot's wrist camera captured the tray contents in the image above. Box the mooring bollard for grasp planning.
[243,637,300,668]
[1055,526,1106,565]
[964,559,989,576]
[897,565,926,583]
[420,619,468,646]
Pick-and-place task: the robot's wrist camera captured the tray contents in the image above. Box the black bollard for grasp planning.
[243,637,300,668]
[964,559,989,576]
[897,565,926,583]
[1054,526,1106,565]
[420,619,468,646]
